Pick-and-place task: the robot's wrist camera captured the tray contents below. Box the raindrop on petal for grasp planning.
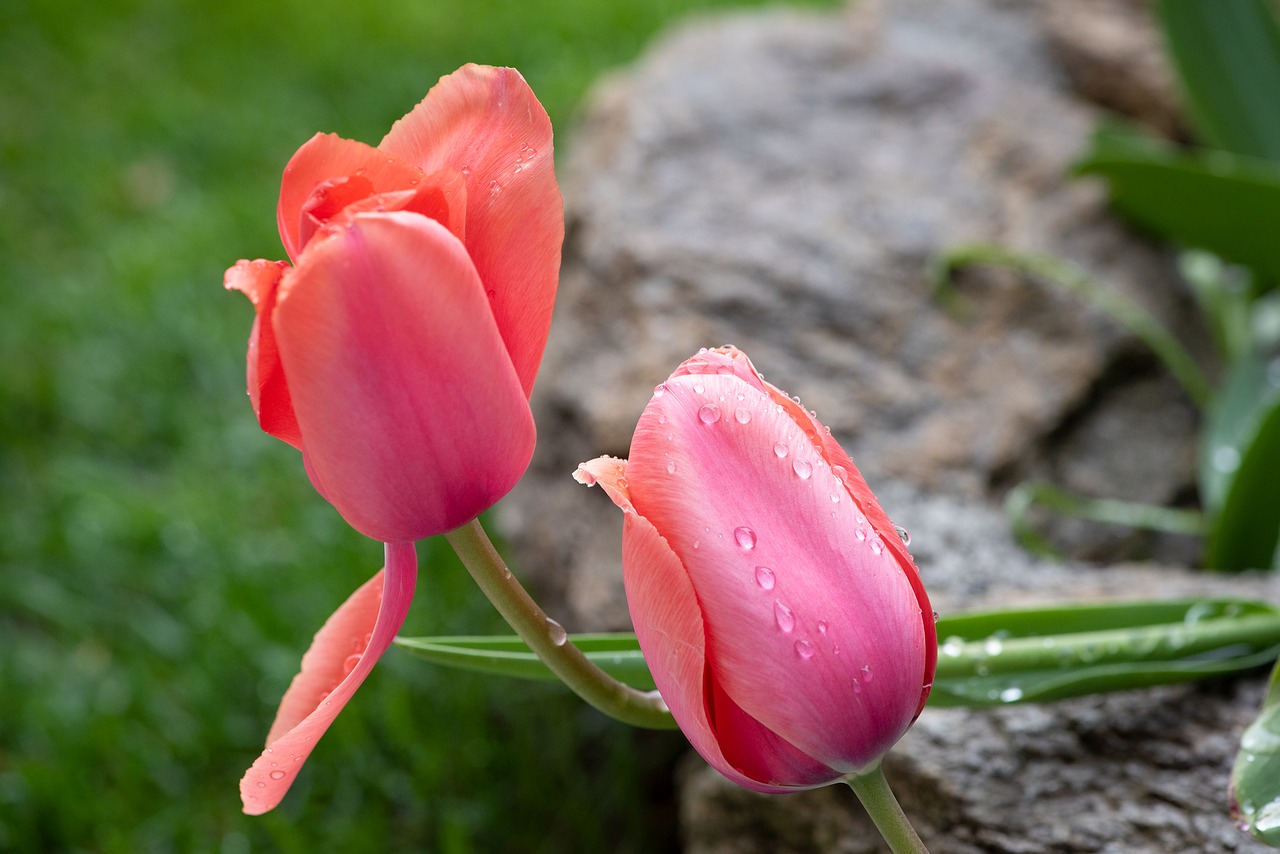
[861,664,873,682]
[792,459,812,479]
[735,408,751,424]
[895,525,911,546]
[269,770,286,780]
[773,442,788,458]
[666,460,677,474]
[734,526,757,550]
[795,639,816,659]
[774,601,796,633]
[698,403,722,424]
[754,566,775,590]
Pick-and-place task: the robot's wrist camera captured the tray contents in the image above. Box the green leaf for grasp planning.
[394,633,656,691]
[930,599,1280,706]
[1075,123,1280,286]
[1232,658,1280,845]
[1155,0,1280,161]
[397,599,1280,710]
[1202,351,1280,569]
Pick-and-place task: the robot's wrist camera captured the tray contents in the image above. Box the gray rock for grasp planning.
[497,0,1261,850]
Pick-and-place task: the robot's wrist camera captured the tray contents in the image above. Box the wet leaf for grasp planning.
[1232,658,1280,845]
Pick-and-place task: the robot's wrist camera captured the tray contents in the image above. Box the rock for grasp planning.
[1040,0,1189,140]
[497,0,1255,849]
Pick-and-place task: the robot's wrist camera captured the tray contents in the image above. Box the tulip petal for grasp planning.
[240,541,418,815]
[578,456,835,792]
[277,133,426,262]
[224,258,301,448]
[273,211,535,542]
[628,370,928,773]
[380,64,562,398]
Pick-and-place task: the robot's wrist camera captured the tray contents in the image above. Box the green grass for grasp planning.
[0,0,833,850]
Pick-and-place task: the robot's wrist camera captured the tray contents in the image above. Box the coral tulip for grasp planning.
[575,347,936,791]
[226,64,562,814]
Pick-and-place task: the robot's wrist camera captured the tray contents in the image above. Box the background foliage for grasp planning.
[0,1,833,850]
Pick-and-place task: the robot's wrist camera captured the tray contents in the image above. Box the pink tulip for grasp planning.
[575,347,936,792]
[226,64,562,814]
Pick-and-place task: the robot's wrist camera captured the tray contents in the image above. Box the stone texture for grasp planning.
[495,0,1260,850]
[1040,0,1188,140]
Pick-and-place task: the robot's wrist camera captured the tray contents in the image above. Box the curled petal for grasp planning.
[224,259,300,448]
[380,64,562,398]
[278,133,425,261]
[274,211,535,542]
[241,542,418,815]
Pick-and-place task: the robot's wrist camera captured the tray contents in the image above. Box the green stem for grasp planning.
[445,518,676,730]
[933,243,1214,407]
[845,763,929,854]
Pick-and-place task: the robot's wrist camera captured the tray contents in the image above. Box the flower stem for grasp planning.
[445,517,676,730]
[845,763,929,854]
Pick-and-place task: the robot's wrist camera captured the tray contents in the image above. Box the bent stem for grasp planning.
[445,517,676,730]
[845,763,929,854]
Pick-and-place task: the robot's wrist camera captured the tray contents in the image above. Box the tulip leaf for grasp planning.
[1232,657,1280,846]
[1154,0,1280,162]
[394,633,656,691]
[397,599,1280,711]
[1201,351,1280,570]
[928,598,1280,707]
[1074,123,1280,287]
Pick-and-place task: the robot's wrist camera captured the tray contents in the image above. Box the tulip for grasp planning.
[226,64,562,814]
[575,347,936,792]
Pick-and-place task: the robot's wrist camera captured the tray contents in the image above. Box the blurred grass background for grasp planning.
[0,0,833,851]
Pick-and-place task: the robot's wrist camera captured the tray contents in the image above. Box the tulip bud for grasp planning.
[576,347,936,791]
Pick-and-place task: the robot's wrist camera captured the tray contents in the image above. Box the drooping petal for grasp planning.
[380,64,562,398]
[627,370,928,773]
[224,258,300,448]
[277,133,426,261]
[240,541,418,815]
[273,210,535,542]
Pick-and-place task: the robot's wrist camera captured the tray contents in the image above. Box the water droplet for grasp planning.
[653,383,666,397]
[832,465,848,483]
[932,609,940,623]
[792,459,812,479]
[257,781,266,788]
[693,540,700,549]
[489,180,501,198]
[1213,445,1241,473]
[983,637,1003,656]
[270,770,286,780]
[851,678,862,694]
[667,460,677,474]
[773,442,788,458]
[342,654,361,674]
[861,664,873,682]
[735,408,751,424]
[666,433,673,441]
[774,601,796,633]
[829,492,841,503]
[734,526,757,550]
[461,165,472,176]
[817,620,829,634]
[693,382,705,394]
[895,525,911,546]
[698,404,721,424]
[999,687,1023,703]
[870,539,883,555]
[795,639,816,659]
[266,747,274,754]
[755,566,775,589]
[855,528,867,542]
[546,618,568,647]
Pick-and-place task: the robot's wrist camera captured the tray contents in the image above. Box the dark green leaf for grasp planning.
[1203,351,1280,569]
[1155,0,1280,161]
[1075,123,1280,285]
